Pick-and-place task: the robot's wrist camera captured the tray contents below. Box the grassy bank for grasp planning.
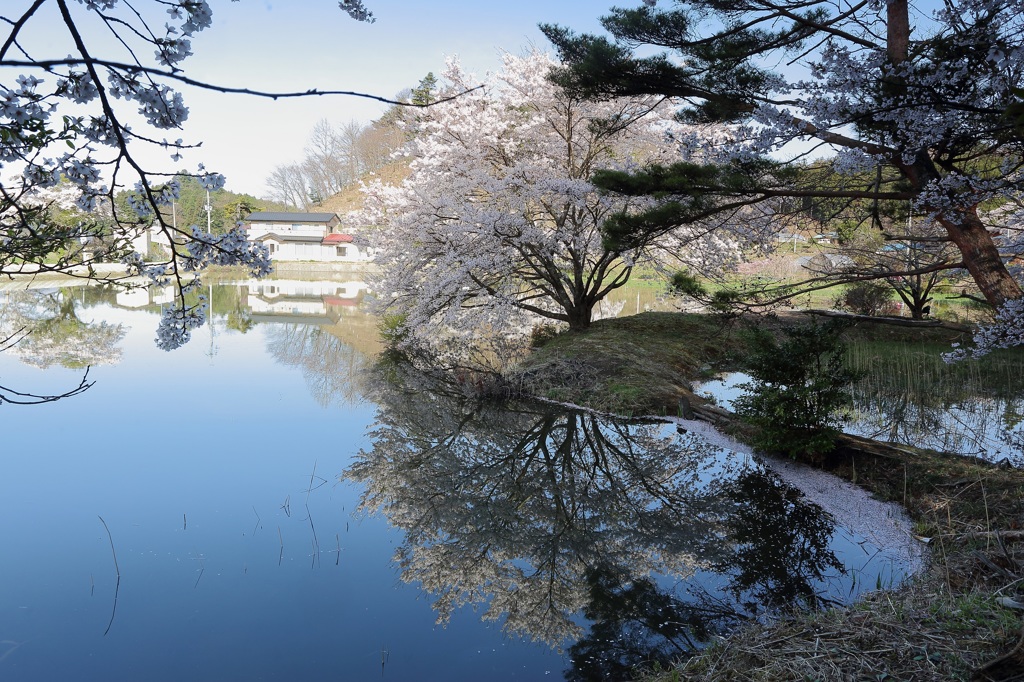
[511,312,748,416]
[513,311,1024,681]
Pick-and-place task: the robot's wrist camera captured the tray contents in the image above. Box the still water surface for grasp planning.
[1,278,912,681]
[696,342,1024,466]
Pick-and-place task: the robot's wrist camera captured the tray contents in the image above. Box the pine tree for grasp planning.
[542,0,1024,319]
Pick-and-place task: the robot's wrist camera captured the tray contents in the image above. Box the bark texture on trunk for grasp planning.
[939,212,1023,307]
[887,0,910,65]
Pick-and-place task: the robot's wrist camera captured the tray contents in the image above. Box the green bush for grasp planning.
[734,320,862,458]
[671,270,742,313]
[835,281,891,316]
[377,312,410,346]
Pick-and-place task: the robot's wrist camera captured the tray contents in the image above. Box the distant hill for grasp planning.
[317,159,411,217]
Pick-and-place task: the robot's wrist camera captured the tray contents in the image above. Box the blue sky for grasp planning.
[11,0,946,199]
[157,1,611,197]
[5,0,610,198]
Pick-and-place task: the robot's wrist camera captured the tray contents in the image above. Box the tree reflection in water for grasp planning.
[716,471,844,614]
[845,342,1024,465]
[349,361,850,679]
[264,324,371,407]
[0,288,126,369]
[567,473,844,681]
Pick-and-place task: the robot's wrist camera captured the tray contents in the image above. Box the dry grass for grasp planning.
[511,312,748,416]
[658,571,1021,681]
[510,310,971,416]
[317,160,411,216]
[649,453,1024,681]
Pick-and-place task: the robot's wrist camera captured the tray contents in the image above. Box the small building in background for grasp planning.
[776,231,807,243]
[246,212,373,262]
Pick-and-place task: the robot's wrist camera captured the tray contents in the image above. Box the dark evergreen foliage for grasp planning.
[541,0,1024,310]
[733,320,863,458]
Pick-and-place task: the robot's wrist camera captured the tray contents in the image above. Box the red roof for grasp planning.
[322,233,354,244]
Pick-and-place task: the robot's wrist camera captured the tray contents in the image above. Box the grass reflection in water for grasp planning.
[845,341,1024,464]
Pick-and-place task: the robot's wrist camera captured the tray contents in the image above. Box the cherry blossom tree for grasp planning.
[264,323,374,407]
[0,290,95,404]
[1,0,380,350]
[543,0,1024,354]
[349,362,736,646]
[361,51,734,348]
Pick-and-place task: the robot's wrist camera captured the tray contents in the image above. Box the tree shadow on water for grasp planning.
[348,360,846,680]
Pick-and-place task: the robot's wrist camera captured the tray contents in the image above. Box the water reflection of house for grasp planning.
[246,212,373,263]
[243,279,370,325]
[115,285,175,308]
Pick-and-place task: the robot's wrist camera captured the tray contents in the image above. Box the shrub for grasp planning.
[734,320,862,458]
[671,270,742,314]
[377,312,410,346]
[835,281,892,316]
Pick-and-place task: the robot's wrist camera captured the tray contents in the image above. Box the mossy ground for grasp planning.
[511,312,749,416]
[512,310,1024,681]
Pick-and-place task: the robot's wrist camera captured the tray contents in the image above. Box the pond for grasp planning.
[695,340,1024,467]
[1,277,915,681]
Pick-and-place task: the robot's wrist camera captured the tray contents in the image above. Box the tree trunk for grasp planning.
[884,2,1021,309]
[565,303,593,331]
[901,154,1023,309]
[887,0,910,65]
[939,212,1024,307]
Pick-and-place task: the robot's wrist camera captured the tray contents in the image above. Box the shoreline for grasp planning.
[535,389,928,582]
[664,413,928,578]
[512,311,1023,680]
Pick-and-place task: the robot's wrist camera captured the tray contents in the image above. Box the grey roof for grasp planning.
[248,212,338,223]
[254,232,323,244]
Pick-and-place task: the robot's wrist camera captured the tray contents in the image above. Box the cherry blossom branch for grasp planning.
[0,58,483,107]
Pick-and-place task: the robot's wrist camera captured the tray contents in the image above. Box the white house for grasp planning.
[115,284,175,308]
[245,212,373,263]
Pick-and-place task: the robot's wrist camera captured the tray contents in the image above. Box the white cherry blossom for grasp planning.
[360,51,730,354]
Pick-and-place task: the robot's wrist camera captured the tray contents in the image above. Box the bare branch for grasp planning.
[0,367,94,405]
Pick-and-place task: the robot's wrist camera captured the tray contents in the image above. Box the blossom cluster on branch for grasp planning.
[1,1,372,349]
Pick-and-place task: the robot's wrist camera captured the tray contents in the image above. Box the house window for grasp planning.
[336,246,348,257]
[268,243,276,254]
